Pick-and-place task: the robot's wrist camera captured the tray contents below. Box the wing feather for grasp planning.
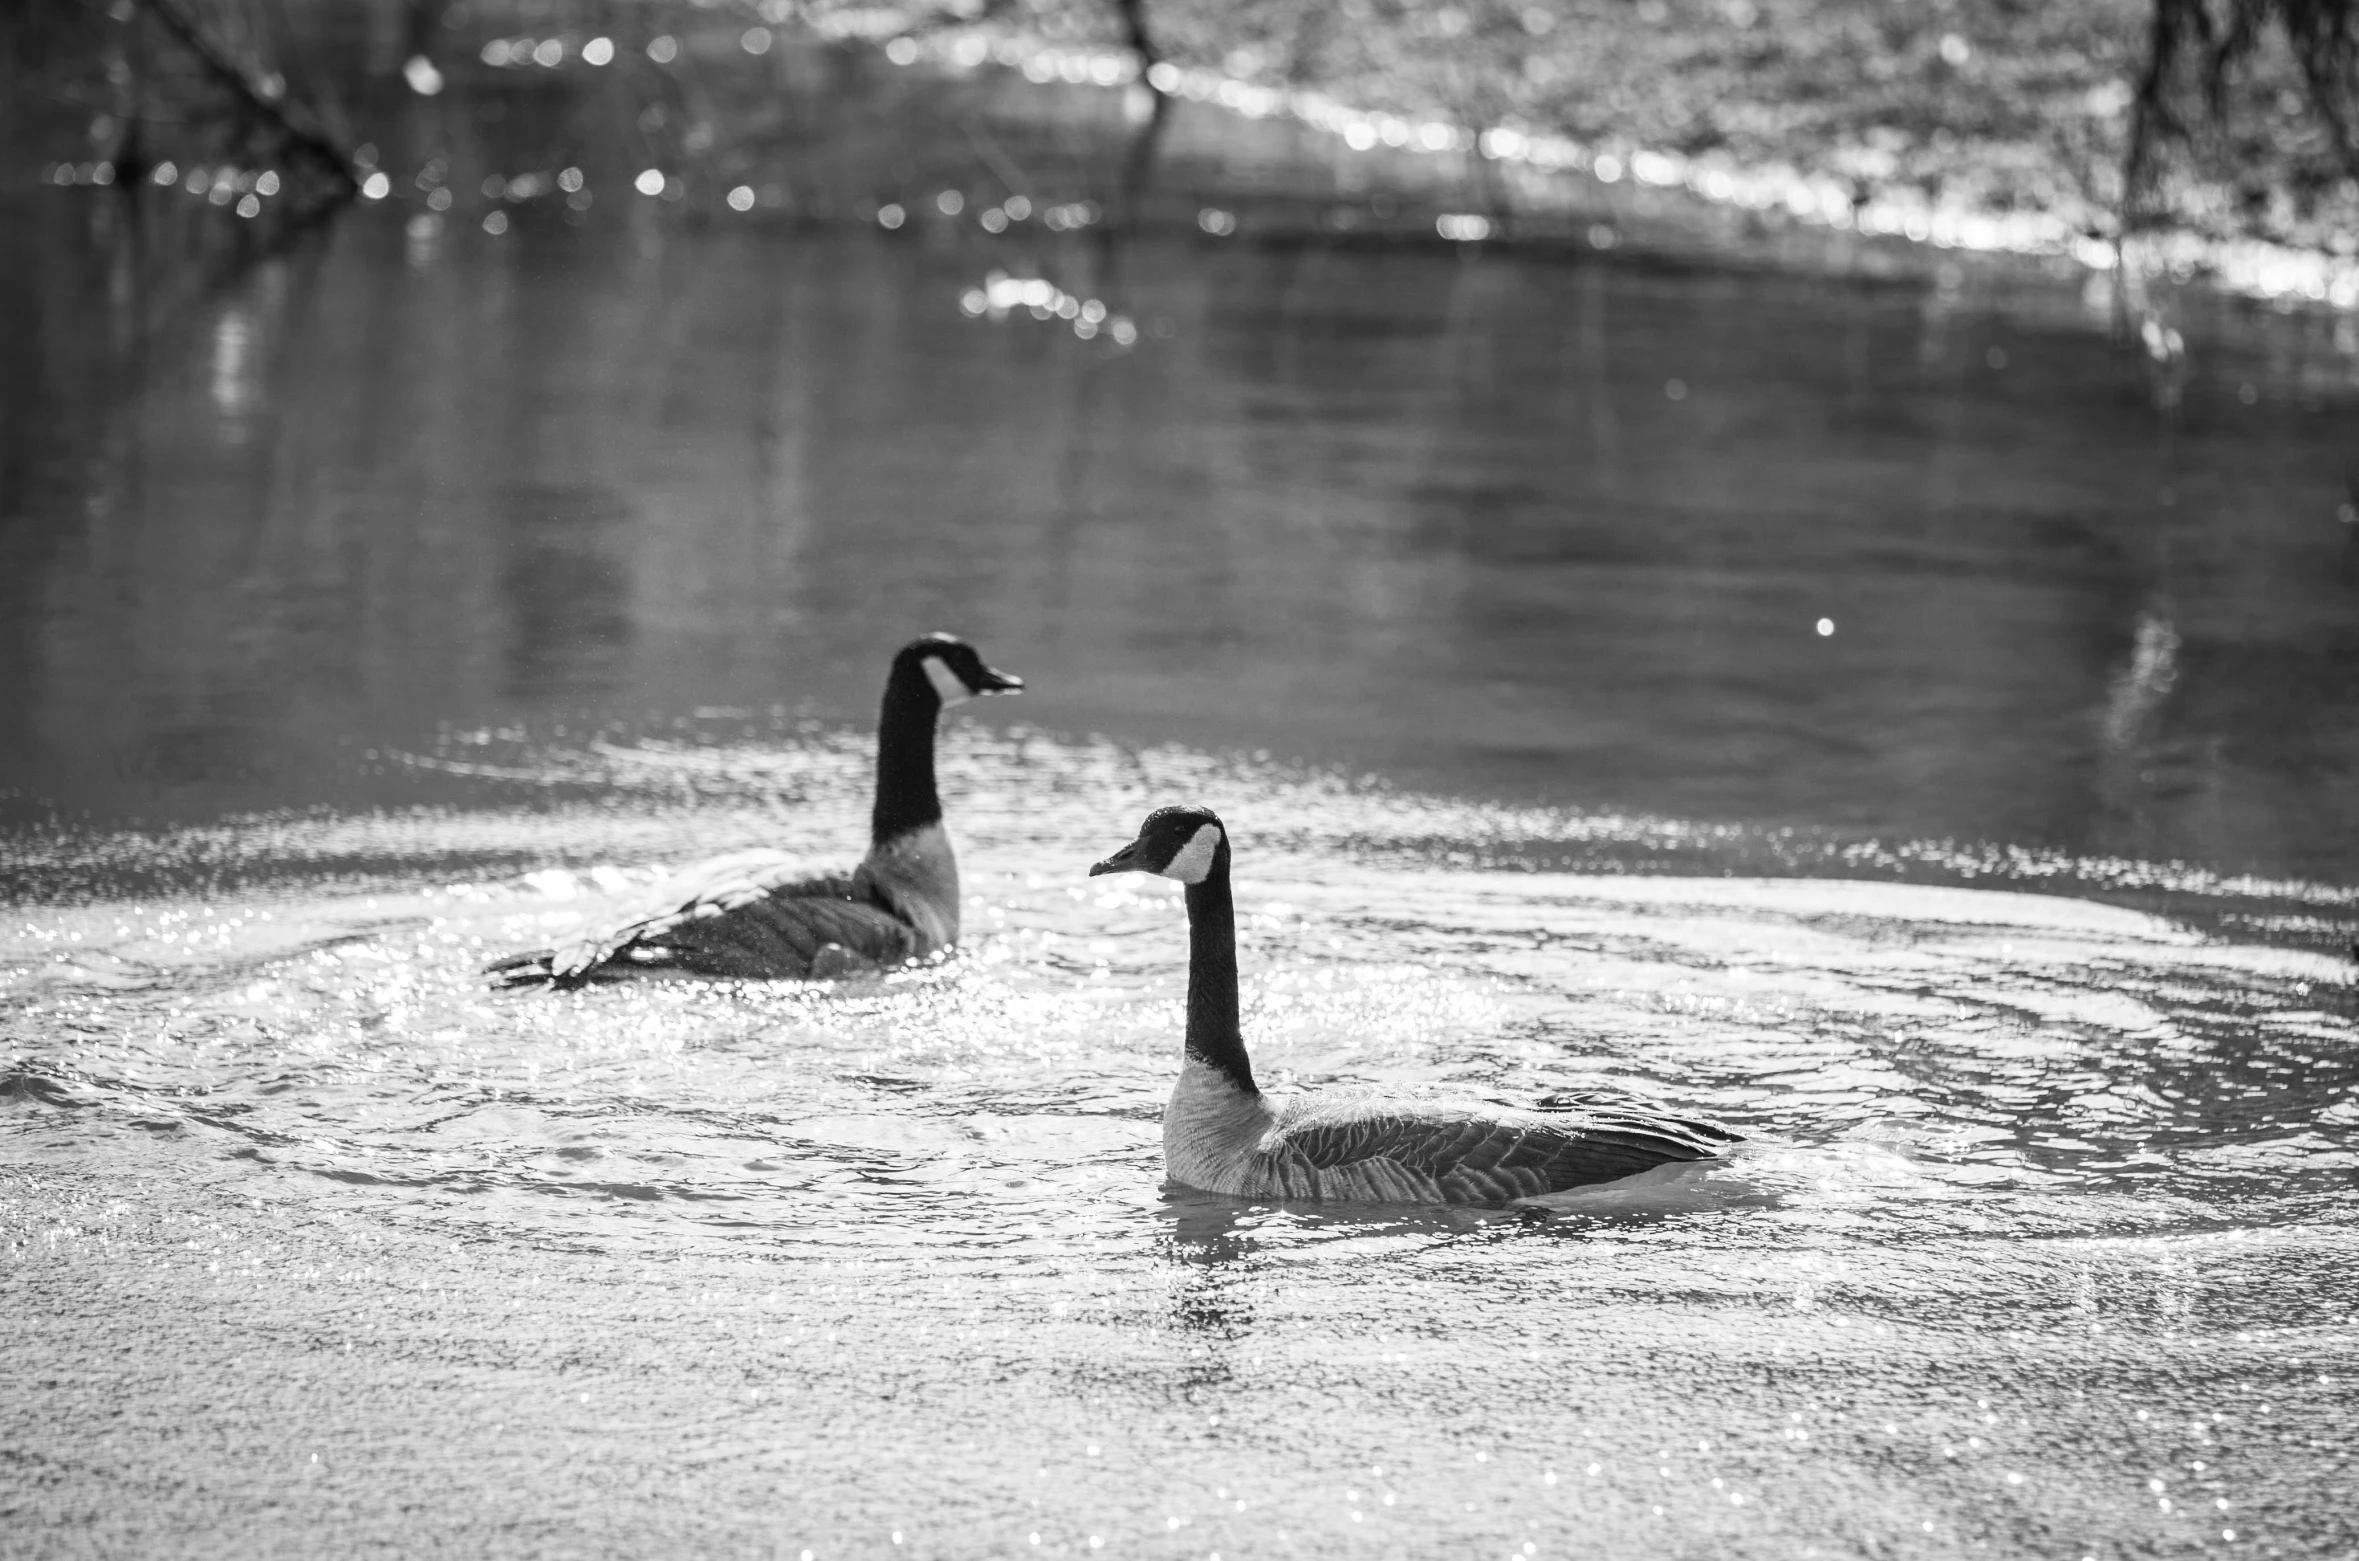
[489,852,916,987]
[1271,1099,1729,1204]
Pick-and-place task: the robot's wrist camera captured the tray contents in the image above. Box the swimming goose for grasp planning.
[1090,805,1740,1204]
[487,634,1021,988]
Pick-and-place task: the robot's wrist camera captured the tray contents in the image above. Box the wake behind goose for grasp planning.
[485,634,1021,987]
[1090,804,1740,1205]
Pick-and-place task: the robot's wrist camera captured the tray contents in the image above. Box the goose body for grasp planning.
[1092,806,1738,1206]
[487,635,1019,988]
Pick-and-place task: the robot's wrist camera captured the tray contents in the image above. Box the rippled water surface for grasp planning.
[7,727,2357,1558]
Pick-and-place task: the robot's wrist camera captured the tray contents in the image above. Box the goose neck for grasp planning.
[1181,848,1256,1095]
[871,670,942,846]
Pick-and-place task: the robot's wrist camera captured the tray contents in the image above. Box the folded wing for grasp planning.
[1269,1098,1736,1205]
[486,850,918,988]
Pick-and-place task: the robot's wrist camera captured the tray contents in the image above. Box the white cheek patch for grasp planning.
[923,656,974,707]
[1158,824,1222,885]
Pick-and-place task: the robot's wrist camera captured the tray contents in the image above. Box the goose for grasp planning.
[486,634,1021,987]
[1090,805,1741,1204]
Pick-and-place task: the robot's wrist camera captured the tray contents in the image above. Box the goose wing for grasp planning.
[1270,1098,1732,1205]
[490,850,918,987]
[1529,1091,1745,1148]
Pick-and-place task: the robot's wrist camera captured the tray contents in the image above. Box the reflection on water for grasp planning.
[497,483,635,697]
[1,730,2353,1556]
[2,188,2357,887]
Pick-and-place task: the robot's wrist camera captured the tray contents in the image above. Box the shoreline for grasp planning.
[905,29,2359,314]
[17,3,2359,321]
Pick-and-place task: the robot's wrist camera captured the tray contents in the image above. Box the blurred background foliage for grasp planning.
[4,0,2357,271]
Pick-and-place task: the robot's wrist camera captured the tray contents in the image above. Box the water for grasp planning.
[8,728,2357,1556]
[7,192,2359,881]
[5,146,2359,1556]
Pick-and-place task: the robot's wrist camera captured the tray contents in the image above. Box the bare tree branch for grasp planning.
[134,0,357,192]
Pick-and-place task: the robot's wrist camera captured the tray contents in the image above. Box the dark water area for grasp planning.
[5,159,2359,895]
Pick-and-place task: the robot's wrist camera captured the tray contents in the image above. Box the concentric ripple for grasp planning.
[4,726,2355,1559]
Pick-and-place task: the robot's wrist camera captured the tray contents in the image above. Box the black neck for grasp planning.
[1182,842,1257,1095]
[870,663,942,846]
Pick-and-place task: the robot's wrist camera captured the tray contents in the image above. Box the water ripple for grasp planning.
[4,728,2353,1556]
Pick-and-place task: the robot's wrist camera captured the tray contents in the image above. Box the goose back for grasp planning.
[1159,1060,1735,1207]
[1261,1093,1736,1205]
[487,850,921,988]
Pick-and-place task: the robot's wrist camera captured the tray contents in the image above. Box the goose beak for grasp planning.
[1089,841,1143,876]
[975,666,1024,695]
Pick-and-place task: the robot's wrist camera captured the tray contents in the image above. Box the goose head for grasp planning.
[896,633,1024,708]
[1090,805,1227,885]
